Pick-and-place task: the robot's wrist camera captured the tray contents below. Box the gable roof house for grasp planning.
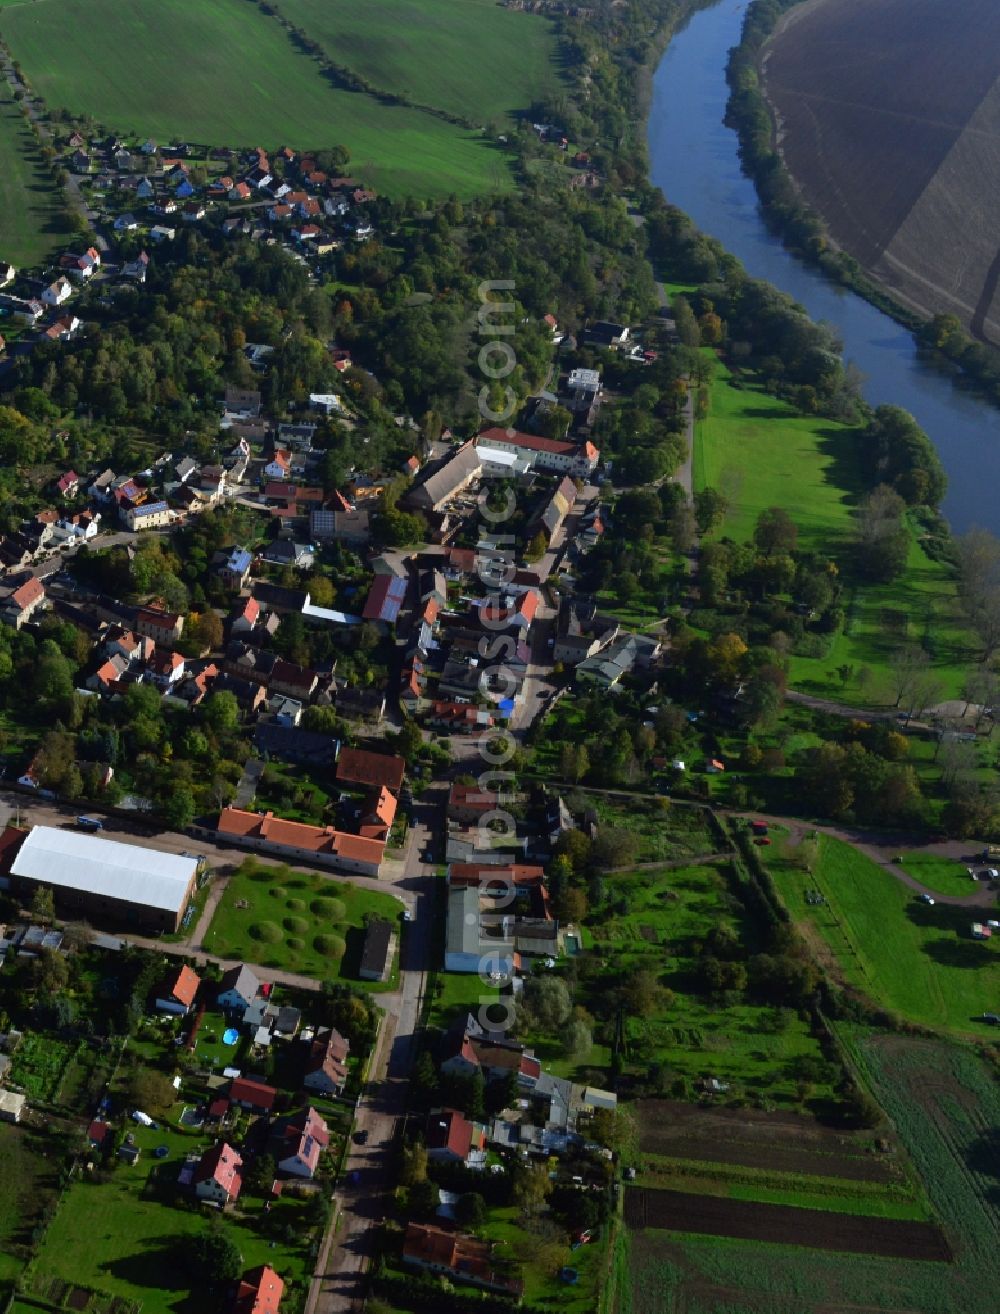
[270,1105,329,1178]
[193,1142,243,1204]
[402,1223,523,1298]
[154,963,200,1014]
[425,1107,487,1167]
[303,1027,350,1096]
[228,1077,277,1114]
[216,807,386,878]
[41,276,72,306]
[336,747,405,793]
[1,576,46,630]
[217,963,261,1014]
[235,1266,284,1314]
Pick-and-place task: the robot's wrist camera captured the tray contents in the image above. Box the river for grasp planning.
[648,0,1000,533]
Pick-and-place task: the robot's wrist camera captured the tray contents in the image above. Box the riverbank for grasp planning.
[726,0,1000,407]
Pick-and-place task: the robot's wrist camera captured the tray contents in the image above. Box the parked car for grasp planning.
[354,1129,369,1145]
[919,893,936,905]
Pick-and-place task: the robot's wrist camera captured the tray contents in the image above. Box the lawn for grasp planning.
[693,359,861,551]
[0,0,511,197]
[0,77,69,267]
[786,524,978,702]
[897,851,978,897]
[769,835,998,1036]
[202,858,402,983]
[585,863,842,1109]
[481,1204,605,1313]
[272,0,560,125]
[31,1116,314,1314]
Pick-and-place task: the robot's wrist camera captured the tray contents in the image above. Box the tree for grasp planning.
[855,485,908,583]
[668,501,696,553]
[512,1162,552,1217]
[31,884,55,922]
[621,968,662,1017]
[562,1017,593,1058]
[189,1225,242,1283]
[400,1142,428,1187]
[754,506,798,558]
[187,610,223,652]
[525,531,548,563]
[127,1067,176,1118]
[694,486,728,535]
[559,742,589,784]
[161,787,195,830]
[455,1192,486,1228]
[203,690,239,734]
[520,975,572,1032]
[244,1152,276,1194]
[957,528,1000,661]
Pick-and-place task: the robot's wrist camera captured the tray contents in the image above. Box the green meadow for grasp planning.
[273,0,560,125]
[0,78,67,266]
[694,360,978,700]
[0,0,511,196]
[769,835,997,1036]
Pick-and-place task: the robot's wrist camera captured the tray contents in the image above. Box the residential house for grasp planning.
[147,649,186,689]
[235,1266,284,1314]
[1,577,46,630]
[230,595,261,635]
[401,1223,523,1298]
[425,1108,486,1167]
[41,277,72,307]
[135,606,184,644]
[585,320,630,349]
[441,1032,540,1089]
[337,747,405,793]
[125,501,172,530]
[254,723,338,767]
[270,1105,329,1179]
[362,573,407,628]
[228,1077,277,1114]
[154,964,200,1014]
[122,251,150,282]
[220,547,253,591]
[55,469,80,498]
[359,918,396,981]
[335,686,386,723]
[216,807,385,878]
[358,786,397,842]
[217,963,261,1014]
[263,449,292,481]
[193,1142,243,1204]
[303,1027,350,1096]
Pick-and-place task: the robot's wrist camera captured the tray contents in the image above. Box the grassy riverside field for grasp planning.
[769,834,998,1036]
[0,0,510,196]
[0,77,67,266]
[272,0,560,125]
[694,358,979,700]
[203,858,401,984]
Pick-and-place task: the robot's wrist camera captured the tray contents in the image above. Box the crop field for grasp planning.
[585,863,841,1109]
[768,835,997,1036]
[627,1034,1000,1311]
[203,858,401,983]
[272,0,559,125]
[765,0,1000,340]
[0,0,511,197]
[624,1185,949,1259]
[0,79,68,267]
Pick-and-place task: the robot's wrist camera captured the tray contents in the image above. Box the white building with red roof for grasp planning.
[193,1142,243,1204]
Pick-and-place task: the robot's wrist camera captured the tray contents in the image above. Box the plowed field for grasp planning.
[625,1185,952,1260]
[764,0,1000,342]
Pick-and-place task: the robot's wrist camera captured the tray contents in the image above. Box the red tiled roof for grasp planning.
[236,1265,284,1314]
[163,964,200,1008]
[426,1108,478,1159]
[336,747,405,792]
[217,808,385,866]
[193,1141,243,1198]
[10,577,44,610]
[228,1077,277,1111]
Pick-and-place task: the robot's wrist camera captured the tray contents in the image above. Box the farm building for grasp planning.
[5,826,198,933]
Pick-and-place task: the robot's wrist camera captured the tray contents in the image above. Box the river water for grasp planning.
[648,0,1000,532]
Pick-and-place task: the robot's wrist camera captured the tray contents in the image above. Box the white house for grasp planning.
[41,277,72,307]
[193,1142,243,1204]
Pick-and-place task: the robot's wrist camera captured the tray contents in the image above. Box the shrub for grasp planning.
[313,933,346,958]
[249,921,282,944]
[283,916,309,934]
[286,897,306,912]
[311,897,347,921]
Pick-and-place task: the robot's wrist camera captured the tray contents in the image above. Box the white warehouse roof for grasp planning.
[11,826,197,914]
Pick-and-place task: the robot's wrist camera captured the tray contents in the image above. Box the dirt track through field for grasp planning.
[625,1185,952,1261]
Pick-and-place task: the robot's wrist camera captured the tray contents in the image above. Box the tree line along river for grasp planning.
[648,0,1000,534]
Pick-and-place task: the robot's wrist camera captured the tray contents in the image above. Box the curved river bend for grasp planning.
[648,0,1000,533]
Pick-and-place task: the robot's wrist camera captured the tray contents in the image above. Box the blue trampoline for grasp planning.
[222,1028,239,1045]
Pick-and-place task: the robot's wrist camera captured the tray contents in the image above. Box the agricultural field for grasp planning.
[695,359,978,701]
[768,835,998,1036]
[0,0,511,197]
[202,858,402,983]
[272,0,559,125]
[0,78,68,267]
[765,0,1000,341]
[583,862,843,1109]
[626,1035,1000,1312]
